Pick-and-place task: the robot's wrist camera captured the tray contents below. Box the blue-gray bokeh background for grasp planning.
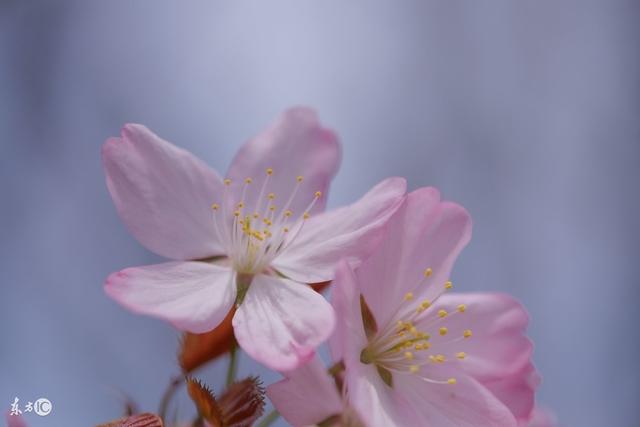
[1,1,638,426]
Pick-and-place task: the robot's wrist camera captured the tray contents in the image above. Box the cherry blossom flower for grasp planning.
[267,356,364,427]
[102,107,406,370]
[329,187,538,426]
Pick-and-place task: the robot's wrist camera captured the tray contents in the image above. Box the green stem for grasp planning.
[158,376,182,423]
[257,409,280,427]
[225,343,239,388]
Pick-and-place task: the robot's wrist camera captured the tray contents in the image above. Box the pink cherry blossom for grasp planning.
[269,356,544,427]
[267,356,346,427]
[329,187,538,426]
[102,107,406,370]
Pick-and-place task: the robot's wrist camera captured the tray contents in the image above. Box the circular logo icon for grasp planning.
[34,398,52,416]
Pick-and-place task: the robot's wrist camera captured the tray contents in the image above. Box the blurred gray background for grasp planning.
[1,1,638,426]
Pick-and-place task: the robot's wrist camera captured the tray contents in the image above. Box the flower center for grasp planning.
[211,168,321,274]
[361,269,472,386]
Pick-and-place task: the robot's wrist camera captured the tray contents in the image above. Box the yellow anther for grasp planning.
[439,327,448,336]
[296,175,304,183]
[252,231,264,241]
[268,193,275,200]
[456,352,466,359]
[244,177,253,184]
[303,212,310,219]
[409,365,420,374]
[283,227,289,233]
[421,300,431,309]
[263,219,272,226]
[315,191,322,198]
[266,168,273,175]
[430,354,446,363]
[424,268,433,277]
[396,320,405,329]
[422,342,431,350]
[404,351,414,360]
[409,326,418,336]
[224,179,231,186]
[237,202,244,209]
[457,304,466,313]
[438,309,448,318]
[447,378,457,385]
[445,281,453,290]
[416,332,430,340]
[253,213,259,219]
[233,211,241,217]
[211,203,219,210]
[414,343,423,350]
[284,210,293,217]
[404,292,414,301]
[463,329,472,339]
[269,205,276,211]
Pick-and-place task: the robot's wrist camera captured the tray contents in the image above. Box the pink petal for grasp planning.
[422,293,537,422]
[486,362,540,425]
[356,187,472,328]
[344,360,409,426]
[226,107,340,216]
[105,261,235,333]
[232,274,335,371]
[330,261,407,424]
[266,356,342,427]
[329,260,369,363]
[425,293,533,378]
[102,124,225,260]
[391,369,518,427]
[273,177,407,283]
